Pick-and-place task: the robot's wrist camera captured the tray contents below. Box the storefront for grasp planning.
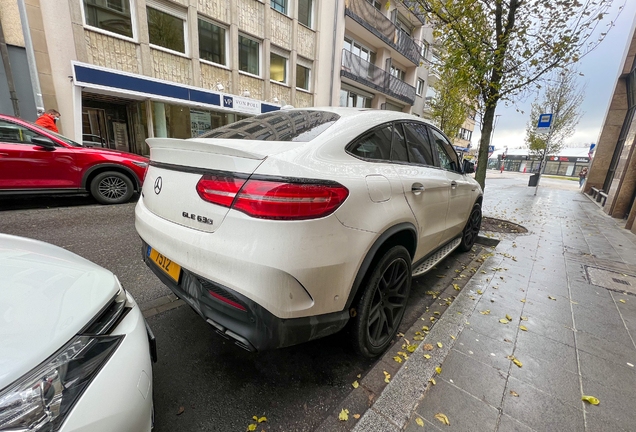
[487,149,590,177]
[72,62,279,156]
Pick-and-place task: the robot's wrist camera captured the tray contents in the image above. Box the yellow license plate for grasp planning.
[148,247,181,282]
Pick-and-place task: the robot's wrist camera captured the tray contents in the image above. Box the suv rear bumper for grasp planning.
[141,241,349,351]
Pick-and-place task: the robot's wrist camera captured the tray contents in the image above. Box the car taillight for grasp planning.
[196,175,247,207]
[196,175,349,220]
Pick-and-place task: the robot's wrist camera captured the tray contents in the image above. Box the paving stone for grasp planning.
[502,377,585,432]
[404,414,444,432]
[515,328,579,374]
[437,350,507,407]
[452,327,514,371]
[574,310,634,347]
[578,350,636,391]
[465,311,519,342]
[575,329,636,367]
[584,412,630,432]
[496,414,535,432]
[415,379,499,432]
[522,301,574,327]
[581,375,636,432]
[522,312,575,347]
[508,350,582,408]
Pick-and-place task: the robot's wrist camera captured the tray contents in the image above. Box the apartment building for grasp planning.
[1,0,438,156]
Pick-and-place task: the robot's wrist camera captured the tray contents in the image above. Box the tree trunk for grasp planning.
[475,104,497,190]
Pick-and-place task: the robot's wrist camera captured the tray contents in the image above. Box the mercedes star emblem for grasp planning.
[154,177,162,195]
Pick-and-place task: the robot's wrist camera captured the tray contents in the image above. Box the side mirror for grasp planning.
[31,136,56,150]
[463,159,475,174]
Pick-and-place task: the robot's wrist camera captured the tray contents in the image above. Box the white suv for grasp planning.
[135,108,482,357]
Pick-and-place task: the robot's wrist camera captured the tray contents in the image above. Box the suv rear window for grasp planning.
[199,110,340,142]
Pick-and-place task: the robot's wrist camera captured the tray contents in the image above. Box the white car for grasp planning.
[136,108,482,357]
[0,234,155,431]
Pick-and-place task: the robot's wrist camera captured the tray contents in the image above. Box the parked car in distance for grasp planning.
[136,108,482,357]
[0,234,156,431]
[0,114,148,204]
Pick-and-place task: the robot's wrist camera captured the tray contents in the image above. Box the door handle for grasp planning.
[411,183,425,194]
[451,181,457,189]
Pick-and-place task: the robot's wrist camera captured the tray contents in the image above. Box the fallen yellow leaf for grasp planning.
[423,344,433,351]
[437,275,445,278]
[480,310,490,315]
[620,299,626,303]
[415,417,424,427]
[520,316,528,321]
[247,424,257,431]
[423,326,430,331]
[521,299,526,303]
[437,342,443,348]
[339,409,349,421]
[500,318,509,324]
[434,413,450,426]
[393,356,403,363]
[407,344,418,353]
[434,311,440,315]
[519,325,528,331]
[354,414,361,419]
[258,417,267,423]
[513,358,523,367]
[436,367,442,374]
[352,381,359,388]
[450,335,456,340]
[383,371,390,383]
[424,354,431,359]
[548,296,556,300]
[429,378,436,385]
[506,314,512,321]
[357,374,361,378]
[453,284,460,290]
[510,391,519,397]
[582,395,600,405]
[477,290,483,294]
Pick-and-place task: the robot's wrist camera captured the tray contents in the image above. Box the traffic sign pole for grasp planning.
[534,114,553,196]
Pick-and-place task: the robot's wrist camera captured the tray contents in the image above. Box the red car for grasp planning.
[0,114,148,204]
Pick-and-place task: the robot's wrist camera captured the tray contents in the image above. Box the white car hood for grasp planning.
[0,234,119,390]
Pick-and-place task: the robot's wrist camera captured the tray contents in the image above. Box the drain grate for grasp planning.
[612,278,631,286]
[585,266,636,294]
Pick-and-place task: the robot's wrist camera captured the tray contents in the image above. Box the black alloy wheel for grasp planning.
[350,245,412,357]
[459,203,482,252]
[367,258,409,347]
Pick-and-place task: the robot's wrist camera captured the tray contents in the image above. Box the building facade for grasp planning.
[585,14,636,233]
[487,148,591,177]
[1,0,440,156]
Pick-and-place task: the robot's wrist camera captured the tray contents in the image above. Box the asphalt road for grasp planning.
[0,193,479,432]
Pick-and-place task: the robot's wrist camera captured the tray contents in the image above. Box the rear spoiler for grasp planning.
[146,138,300,160]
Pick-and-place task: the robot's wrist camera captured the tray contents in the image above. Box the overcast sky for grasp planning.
[473,1,636,151]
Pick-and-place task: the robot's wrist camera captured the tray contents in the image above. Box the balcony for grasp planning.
[341,50,416,105]
[344,0,421,66]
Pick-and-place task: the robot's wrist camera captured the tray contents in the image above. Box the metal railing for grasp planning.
[341,50,416,105]
[344,0,421,65]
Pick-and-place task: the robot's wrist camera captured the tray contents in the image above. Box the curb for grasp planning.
[315,243,497,432]
[351,244,509,431]
[140,293,185,318]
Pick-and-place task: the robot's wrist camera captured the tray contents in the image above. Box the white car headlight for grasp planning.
[0,335,122,431]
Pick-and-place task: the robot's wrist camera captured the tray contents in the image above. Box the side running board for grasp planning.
[412,238,462,277]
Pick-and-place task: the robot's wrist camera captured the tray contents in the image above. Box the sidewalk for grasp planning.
[354,176,636,431]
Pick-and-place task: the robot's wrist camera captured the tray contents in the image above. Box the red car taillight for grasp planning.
[196,175,349,220]
[196,175,247,207]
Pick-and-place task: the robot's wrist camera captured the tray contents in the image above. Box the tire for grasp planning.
[458,203,482,252]
[350,245,412,358]
[90,171,134,204]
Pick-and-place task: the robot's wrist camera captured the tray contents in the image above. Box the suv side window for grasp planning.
[0,120,44,145]
[348,125,393,161]
[431,128,459,172]
[403,122,434,166]
[391,123,409,163]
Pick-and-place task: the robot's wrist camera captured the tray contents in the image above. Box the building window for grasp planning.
[147,4,186,53]
[270,53,287,84]
[198,18,226,65]
[390,65,406,82]
[420,41,429,59]
[239,35,260,76]
[416,79,425,96]
[366,0,382,10]
[298,0,313,28]
[296,64,310,91]
[83,0,133,38]
[271,0,287,14]
[339,89,372,108]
